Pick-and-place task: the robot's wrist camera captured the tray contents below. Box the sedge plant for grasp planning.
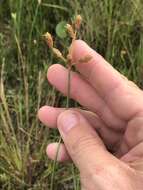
[43,15,92,189]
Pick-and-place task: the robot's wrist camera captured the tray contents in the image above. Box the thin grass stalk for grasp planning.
[0,61,16,137]
[15,34,29,128]
[50,64,71,190]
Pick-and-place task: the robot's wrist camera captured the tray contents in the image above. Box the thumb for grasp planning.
[57,110,116,173]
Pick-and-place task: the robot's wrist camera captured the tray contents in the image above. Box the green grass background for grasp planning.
[0,0,143,189]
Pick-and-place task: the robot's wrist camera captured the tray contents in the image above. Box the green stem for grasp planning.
[67,66,77,190]
[66,65,71,109]
[50,64,71,190]
[50,137,62,190]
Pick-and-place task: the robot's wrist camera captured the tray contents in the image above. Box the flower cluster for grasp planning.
[43,15,83,66]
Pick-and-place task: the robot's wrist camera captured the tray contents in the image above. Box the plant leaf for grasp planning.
[56,21,67,39]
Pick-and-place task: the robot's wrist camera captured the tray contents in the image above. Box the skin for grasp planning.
[38,40,143,189]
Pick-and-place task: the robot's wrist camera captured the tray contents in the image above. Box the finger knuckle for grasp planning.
[70,134,103,158]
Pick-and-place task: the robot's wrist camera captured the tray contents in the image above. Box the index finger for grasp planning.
[72,40,124,100]
[72,40,143,120]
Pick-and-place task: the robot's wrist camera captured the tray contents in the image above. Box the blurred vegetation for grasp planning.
[0,0,143,189]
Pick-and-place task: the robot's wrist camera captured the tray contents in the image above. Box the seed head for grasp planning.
[43,32,53,48]
[75,15,82,30]
[78,55,92,63]
[53,48,62,58]
[66,24,75,39]
[121,50,127,55]
[38,0,42,4]
[52,48,66,62]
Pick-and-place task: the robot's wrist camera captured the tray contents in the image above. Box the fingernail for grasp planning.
[58,111,79,134]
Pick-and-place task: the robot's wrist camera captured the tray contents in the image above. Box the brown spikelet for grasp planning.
[78,55,92,63]
[43,32,53,48]
[52,48,63,57]
[52,48,66,62]
[75,15,82,30]
[66,24,75,39]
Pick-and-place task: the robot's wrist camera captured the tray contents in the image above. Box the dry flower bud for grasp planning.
[38,0,42,4]
[52,48,66,62]
[53,48,62,57]
[78,55,92,63]
[66,24,75,39]
[121,50,127,55]
[75,15,82,30]
[33,39,37,45]
[43,32,53,48]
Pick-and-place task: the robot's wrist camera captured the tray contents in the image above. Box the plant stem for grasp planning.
[50,64,71,190]
[66,65,71,109]
[67,65,77,190]
[50,137,62,190]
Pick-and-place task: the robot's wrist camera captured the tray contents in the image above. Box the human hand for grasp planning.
[38,40,143,189]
